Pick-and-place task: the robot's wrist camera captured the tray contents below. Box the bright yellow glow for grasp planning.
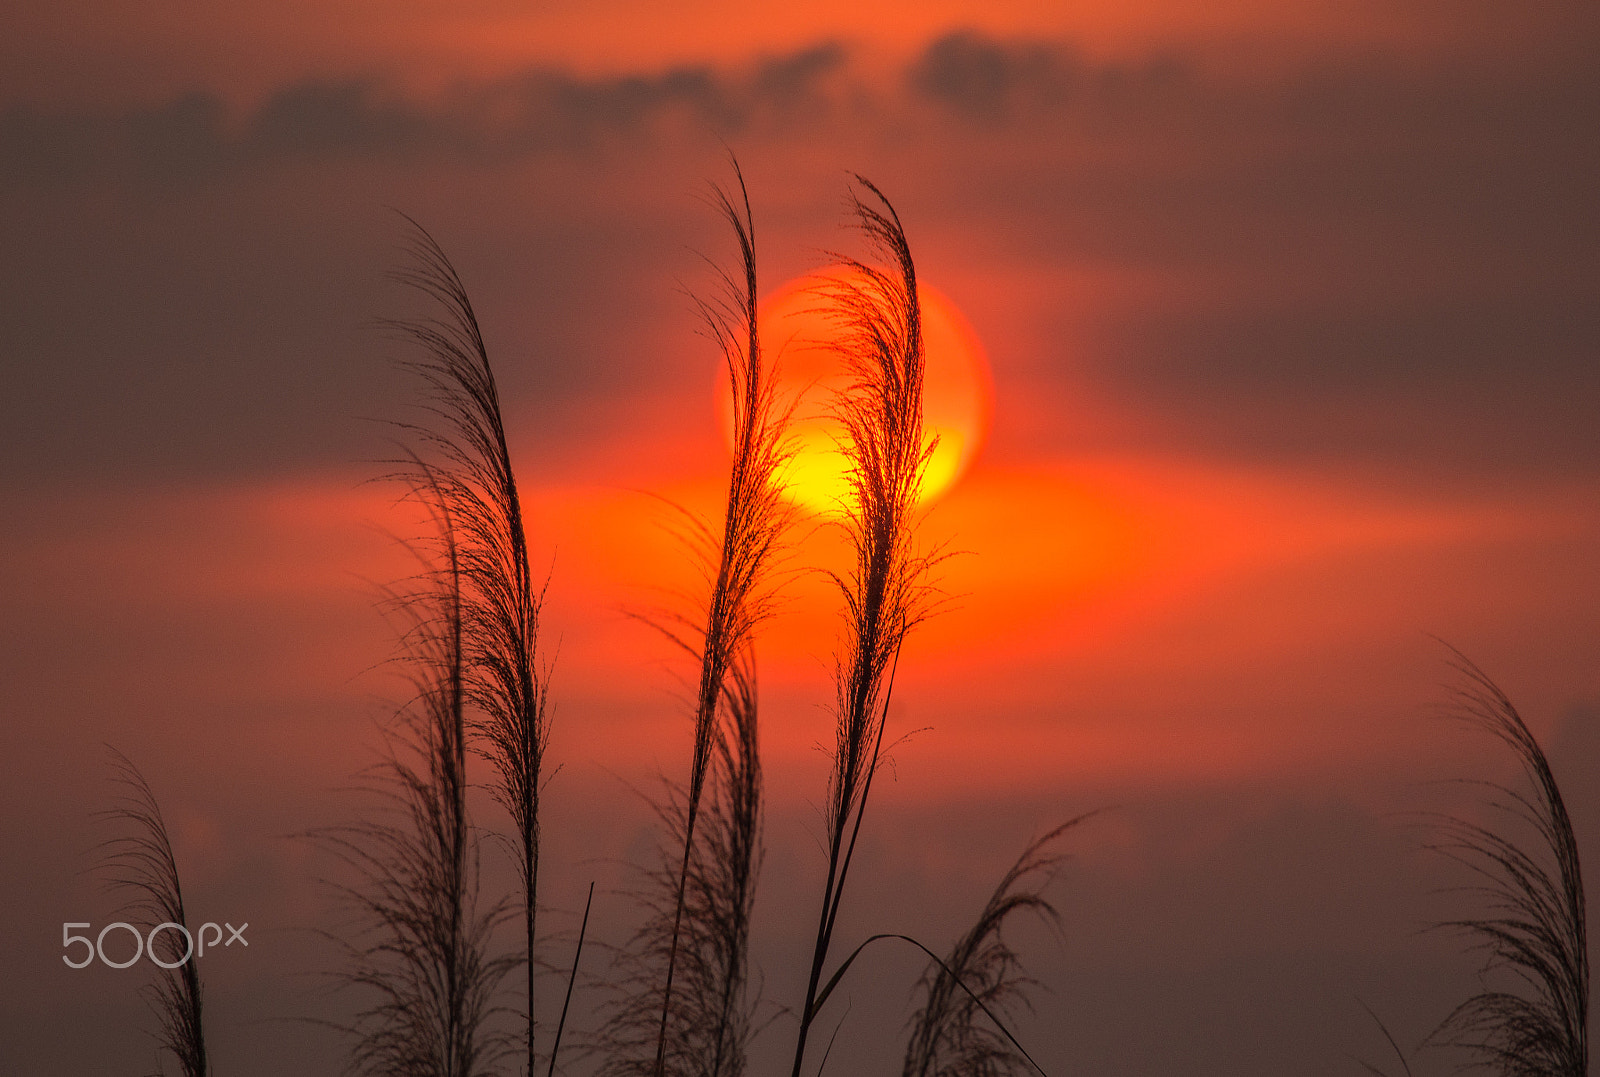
[720,270,993,514]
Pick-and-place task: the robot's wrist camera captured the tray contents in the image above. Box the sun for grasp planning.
[718,270,993,514]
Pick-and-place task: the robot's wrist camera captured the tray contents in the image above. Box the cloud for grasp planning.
[909,31,1082,120]
[1,26,1597,488]
[0,43,851,188]
[1084,289,1600,475]
[906,29,1193,126]
[880,34,1600,479]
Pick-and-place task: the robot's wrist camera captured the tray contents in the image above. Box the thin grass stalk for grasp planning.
[548,882,596,1077]
[1425,652,1588,1077]
[647,162,790,1077]
[320,499,508,1077]
[790,175,939,1077]
[1354,1000,1416,1077]
[385,217,552,1076]
[903,820,1086,1077]
[100,749,209,1077]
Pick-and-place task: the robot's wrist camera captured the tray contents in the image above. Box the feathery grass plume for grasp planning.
[320,502,509,1077]
[636,162,790,1077]
[903,820,1086,1077]
[384,216,553,1076]
[596,652,765,1077]
[790,175,941,1077]
[1425,652,1588,1077]
[100,749,209,1077]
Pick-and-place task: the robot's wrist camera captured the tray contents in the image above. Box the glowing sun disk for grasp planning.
[720,271,992,513]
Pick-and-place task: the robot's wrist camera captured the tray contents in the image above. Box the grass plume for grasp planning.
[100,749,209,1077]
[1426,652,1589,1077]
[384,216,554,1075]
[597,654,765,1077]
[646,163,788,1077]
[319,459,508,1075]
[902,820,1086,1077]
[790,175,940,1077]
[595,160,785,1077]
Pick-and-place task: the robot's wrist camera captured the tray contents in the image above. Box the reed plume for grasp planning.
[320,505,508,1077]
[903,821,1085,1077]
[100,749,209,1077]
[1426,652,1588,1077]
[593,160,786,1077]
[597,653,764,1077]
[650,167,787,1077]
[790,175,940,1077]
[384,217,553,1076]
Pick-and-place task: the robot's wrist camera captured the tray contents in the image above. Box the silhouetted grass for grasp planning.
[790,175,941,1077]
[903,820,1087,1077]
[595,654,764,1077]
[318,508,509,1077]
[100,748,209,1077]
[1423,653,1588,1077]
[549,881,596,1077]
[595,161,786,1077]
[384,217,555,1077]
[700,655,764,1077]
[329,177,1056,1077]
[1354,999,1416,1077]
[649,163,789,1077]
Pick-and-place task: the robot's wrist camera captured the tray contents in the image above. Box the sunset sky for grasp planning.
[3,3,1599,1075]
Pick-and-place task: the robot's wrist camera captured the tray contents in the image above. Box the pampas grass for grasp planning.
[595,654,765,1077]
[902,820,1086,1077]
[318,223,542,1074]
[1425,653,1589,1077]
[790,175,941,1077]
[647,164,789,1077]
[699,655,764,1077]
[593,160,786,1077]
[318,511,509,1077]
[100,749,209,1077]
[383,217,554,1077]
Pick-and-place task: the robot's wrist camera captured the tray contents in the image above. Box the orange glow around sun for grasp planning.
[721,270,994,513]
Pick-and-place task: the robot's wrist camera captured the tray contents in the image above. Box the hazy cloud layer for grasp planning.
[0,43,850,187]
[2,28,1597,486]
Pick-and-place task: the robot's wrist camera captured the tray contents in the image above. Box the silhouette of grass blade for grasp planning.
[1353,999,1416,1077]
[1426,652,1588,1077]
[100,749,208,1077]
[549,882,596,1077]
